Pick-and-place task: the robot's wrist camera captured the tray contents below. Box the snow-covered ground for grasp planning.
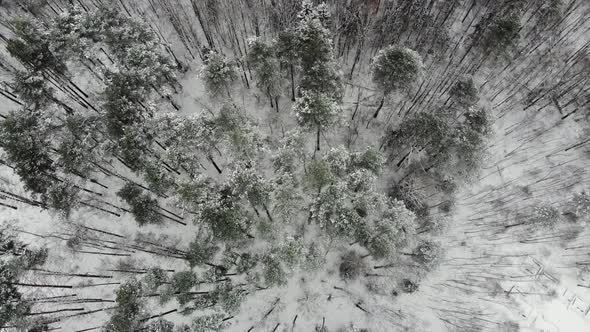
[1,1,590,331]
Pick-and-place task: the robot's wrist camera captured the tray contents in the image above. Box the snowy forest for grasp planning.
[0,0,589,331]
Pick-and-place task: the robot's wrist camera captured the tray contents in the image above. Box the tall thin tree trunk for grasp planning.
[373,95,385,118]
[316,126,321,151]
[208,155,223,174]
[290,64,296,101]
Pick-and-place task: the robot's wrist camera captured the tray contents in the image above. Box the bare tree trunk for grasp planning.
[290,64,296,101]
[373,95,385,118]
[316,126,321,151]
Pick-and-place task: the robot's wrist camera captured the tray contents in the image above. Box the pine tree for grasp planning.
[273,173,303,222]
[311,182,359,236]
[0,110,54,195]
[230,166,273,216]
[277,237,304,268]
[305,159,335,193]
[56,115,101,177]
[200,191,253,240]
[175,176,218,216]
[151,113,219,175]
[103,71,150,139]
[201,50,238,99]
[276,30,300,101]
[247,37,282,110]
[385,112,450,161]
[371,45,423,118]
[214,104,265,162]
[350,147,384,175]
[104,280,147,332]
[49,6,90,60]
[124,43,175,87]
[0,231,46,329]
[214,282,246,313]
[0,263,31,327]
[479,14,521,61]
[293,91,340,151]
[117,183,163,226]
[143,267,169,292]
[185,236,218,268]
[7,17,66,73]
[449,77,479,109]
[169,271,198,305]
[44,179,79,218]
[295,1,343,100]
[143,161,176,195]
[13,71,53,109]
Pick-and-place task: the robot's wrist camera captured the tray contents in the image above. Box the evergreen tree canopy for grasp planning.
[371,45,423,95]
[0,110,54,195]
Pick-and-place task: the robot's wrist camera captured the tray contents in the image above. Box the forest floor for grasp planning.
[1,1,590,330]
[2,62,590,331]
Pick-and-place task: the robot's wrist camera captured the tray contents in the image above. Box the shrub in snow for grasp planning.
[532,205,561,228]
[146,319,175,332]
[339,250,367,280]
[401,279,418,293]
[410,240,441,266]
[304,242,326,271]
[277,237,304,268]
[236,253,258,274]
[305,159,336,192]
[499,321,520,332]
[191,313,229,332]
[273,173,303,221]
[315,324,330,332]
[571,191,590,221]
[350,147,384,175]
[263,254,286,287]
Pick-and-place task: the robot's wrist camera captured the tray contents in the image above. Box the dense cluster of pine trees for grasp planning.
[0,0,589,331]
